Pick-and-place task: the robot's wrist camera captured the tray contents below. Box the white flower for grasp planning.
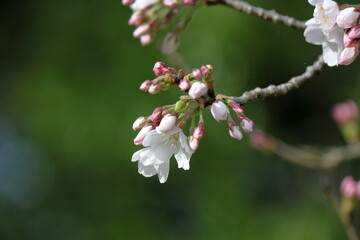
[304,18,344,66]
[131,0,159,11]
[131,127,193,183]
[310,0,339,29]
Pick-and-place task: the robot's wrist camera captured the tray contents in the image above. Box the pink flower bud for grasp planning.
[211,100,228,122]
[200,64,212,77]
[133,125,154,145]
[183,0,197,5]
[133,117,147,130]
[153,62,167,76]
[179,79,191,91]
[341,176,357,198]
[331,100,359,124]
[128,11,143,27]
[240,117,253,132]
[122,0,135,6]
[193,122,204,140]
[139,80,152,91]
[347,25,360,40]
[133,24,150,38]
[343,31,357,48]
[336,8,360,29]
[156,114,177,133]
[148,107,163,122]
[192,68,202,79]
[339,47,359,65]
[250,130,268,149]
[189,137,199,151]
[163,0,178,8]
[229,126,243,140]
[188,82,208,99]
[140,34,152,46]
[229,101,243,113]
[148,84,161,94]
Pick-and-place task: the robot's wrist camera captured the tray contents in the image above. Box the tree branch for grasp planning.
[231,55,325,105]
[208,0,306,29]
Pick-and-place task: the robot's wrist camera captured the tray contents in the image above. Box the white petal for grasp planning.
[325,26,344,45]
[131,148,148,162]
[322,41,339,66]
[142,130,162,147]
[152,144,175,164]
[138,162,158,177]
[174,148,191,170]
[308,0,322,6]
[131,0,158,10]
[178,131,194,155]
[157,161,170,183]
[304,24,324,45]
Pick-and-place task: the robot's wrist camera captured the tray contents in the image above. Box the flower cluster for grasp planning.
[331,100,359,124]
[122,0,201,53]
[132,62,254,183]
[304,0,360,66]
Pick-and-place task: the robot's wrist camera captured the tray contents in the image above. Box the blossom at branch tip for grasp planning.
[240,117,253,132]
[229,125,243,140]
[211,100,228,122]
[179,79,191,91]
[133,125,154,145]
[188,82,208,99]
[133,116,147,130]
[339,47,359,65]
[340,176,357,198]
[132,127,193,183]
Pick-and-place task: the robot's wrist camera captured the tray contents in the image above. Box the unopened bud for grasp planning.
[331,100,359,124]
[175,100,186,111]
[133,117,147,130]
[133,23,150,38]
[122,0,135,6]
[140,80,152,91]
[337,7,360,29]
[341,176,357,198]
[188,81,208,99]
[148,84,161,94]
[183,0,197,5]
[189,136,199,151]
[193,122,204,140]
[229,101,243,113]
[250,130,275,150]
[201,64,213,78]
[163,0,178,8]
[229,126,243,140]
[161,33,179,55]
[140,34,152,46]
[156,114,177,133]
[240,117,253,132]
[211,100,228,122]
[192,68,202,79]
[153,62,167,76]
[128,11,143,26]
[339,47,359,65]
[148,107,163,122]
[133,125,154,145]
[347,25,360,39]
[179,79,191,91]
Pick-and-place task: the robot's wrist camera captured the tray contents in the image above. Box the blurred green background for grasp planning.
[1,0,360,239]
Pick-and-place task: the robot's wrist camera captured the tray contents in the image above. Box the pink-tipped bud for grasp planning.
[337,8,360,29]
[128,11,143,26]
[347,25,360,39]
[148,107,163,122]
[331,100,359,124]
[343,31,357,48]
[156,114,177,133]
[133,125,154,145]
[211,100,228,122]
[189,136,199,151]
[161,33,179,55]
[133,116,147,130]
[229,126,243,140]
[183,0,197,5]
[140,80,152,91]
[200,64,213,77]
[341,176,357,198]
[192,68,202,79]
[229,101,243,113]
[193,122,204,140]
[153,62,167,76]
[140,34,152,46]
[163,0,178,8]
[240,117,254,132]
[188,82,208,99]
[148,84,161,94]
[339,47,359,65]
[133,23,150,38]
[179,79,191,91]
[122,0,135,6]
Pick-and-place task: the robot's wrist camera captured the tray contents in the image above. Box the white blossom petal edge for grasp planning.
[132,127,194,183]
